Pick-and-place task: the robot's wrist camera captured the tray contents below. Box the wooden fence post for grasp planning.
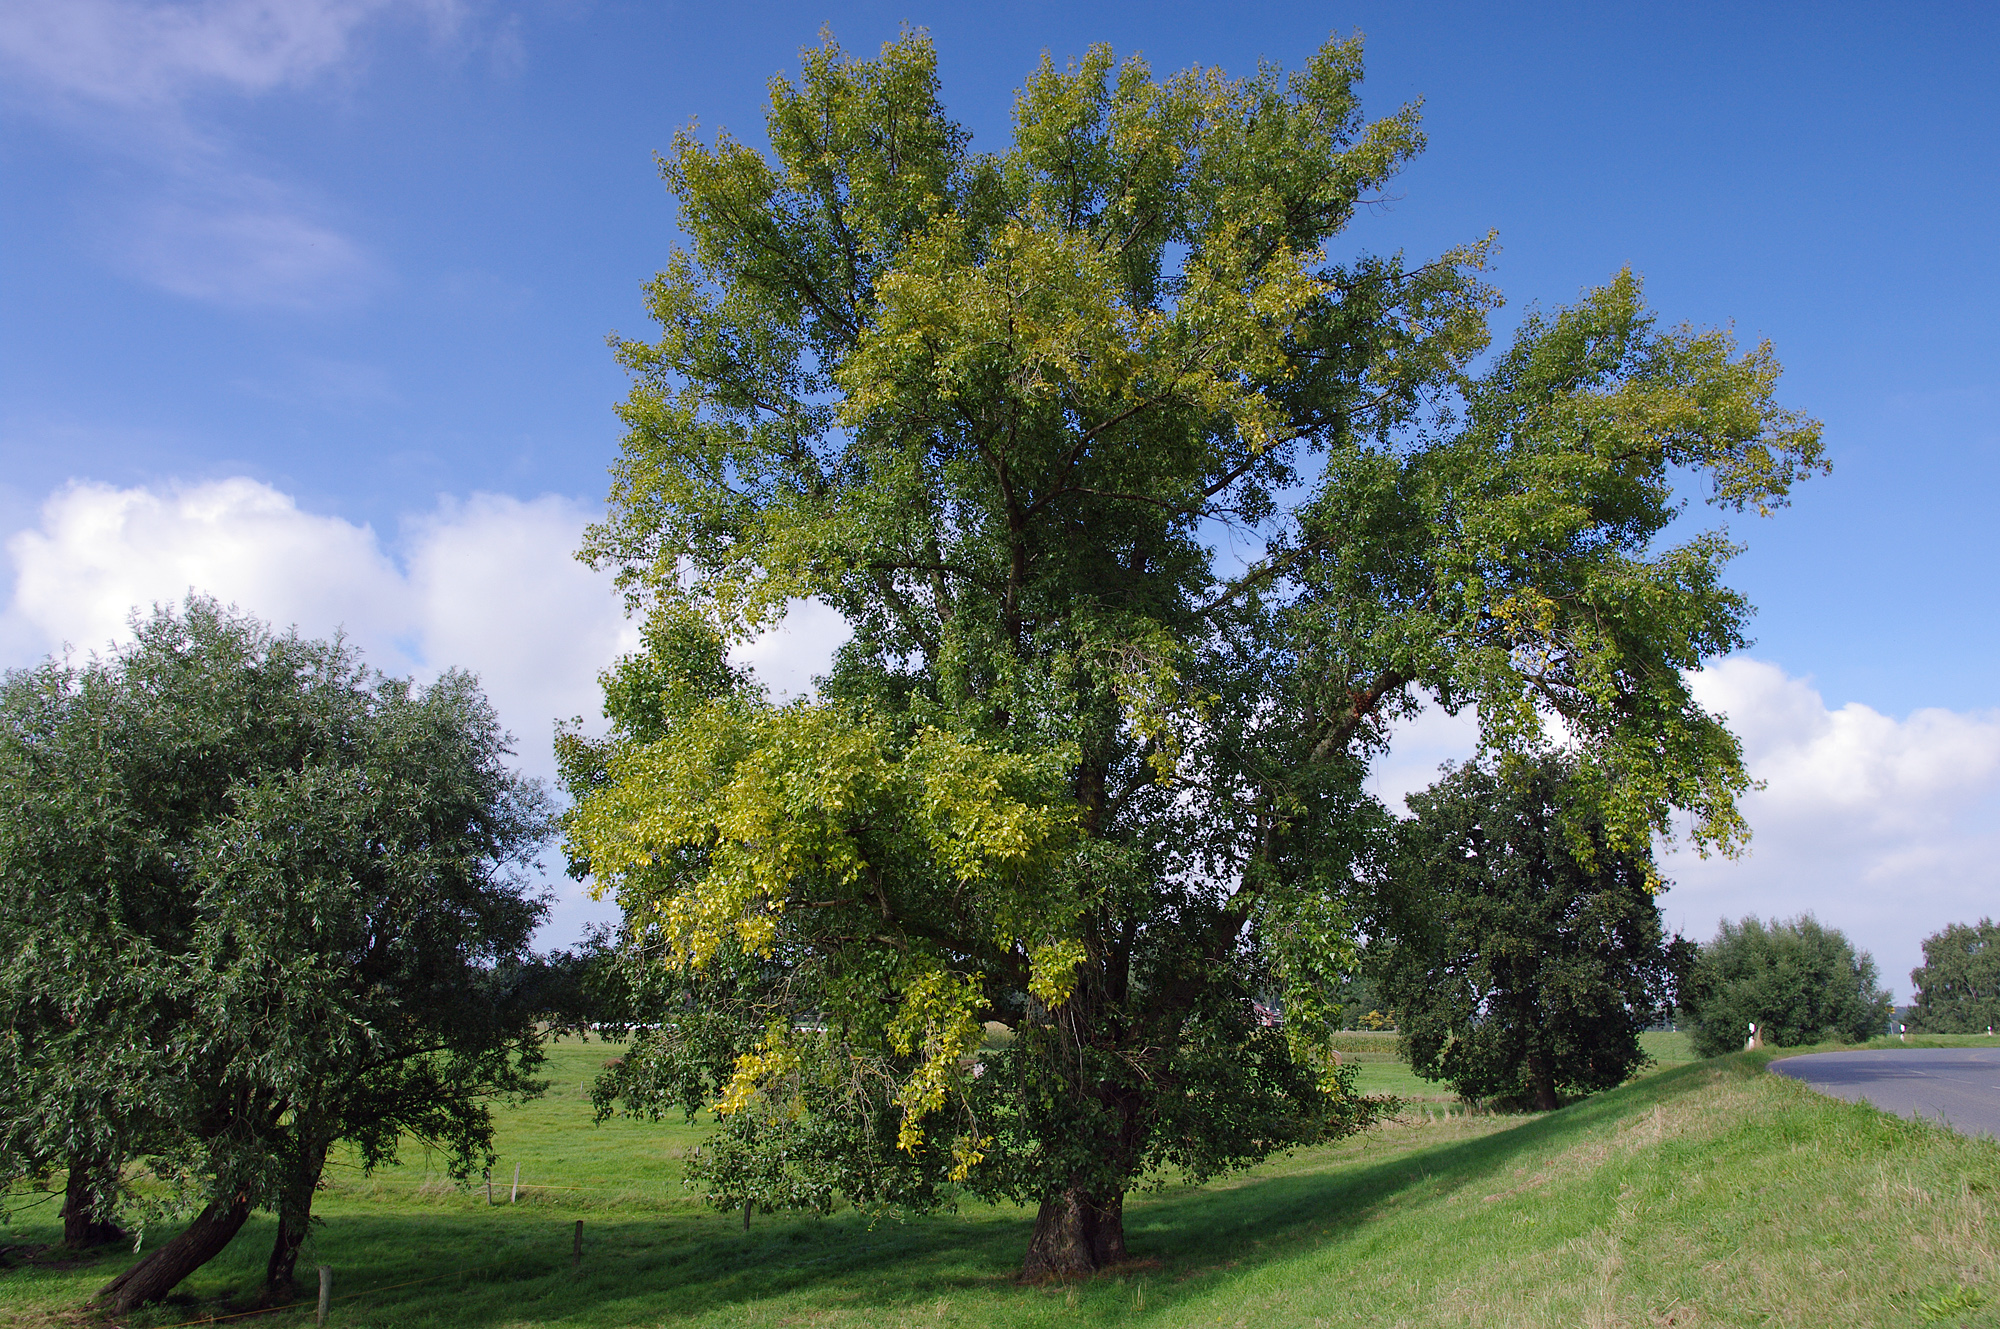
[484,1167,494,1205]
[572,1219,583,1269]
[316,1265,331,1326]
[511,1162,520,1204]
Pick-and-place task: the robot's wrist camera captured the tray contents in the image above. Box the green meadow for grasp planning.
[4,1032,1997,1328]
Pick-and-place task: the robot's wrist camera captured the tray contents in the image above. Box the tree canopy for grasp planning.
[0,600,553,1310]
[1907,918,2000,1035]
[1371,756,1685,1110]
[1678,914,1890,1057]
[564,30,1822,1278]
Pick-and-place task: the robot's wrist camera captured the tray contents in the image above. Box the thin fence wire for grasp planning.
[329,1177,675,1197]
[149,1256,555,1329]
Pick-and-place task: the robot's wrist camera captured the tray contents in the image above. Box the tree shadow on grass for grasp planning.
[66,1060,1749,1328]
[1124,1058,1749,1277]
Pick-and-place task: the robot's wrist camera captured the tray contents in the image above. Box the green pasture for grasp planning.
[1333,1028,1694,1102]
[4,1031,1996,1328]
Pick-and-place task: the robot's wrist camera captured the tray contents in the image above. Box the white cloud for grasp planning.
[1,477,632,944]
[0,475,860,947]
[5,477,408,658]
[1364,701,1481,813]
[1662,659,2000,1001]
[731,598,852,702]
[0,477,641,774]
[402,491,639,746]
[1368,660,2000,1002]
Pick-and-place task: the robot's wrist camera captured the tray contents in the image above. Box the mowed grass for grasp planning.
[3,1032,1996,1329]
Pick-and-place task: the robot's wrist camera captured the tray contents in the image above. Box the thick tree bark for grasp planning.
[61,1156,126,1249]
[96,1192,252,1313]
[1020,1187,1126,1281]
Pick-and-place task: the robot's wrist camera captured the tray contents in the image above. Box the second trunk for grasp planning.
[61,1155,126,1249]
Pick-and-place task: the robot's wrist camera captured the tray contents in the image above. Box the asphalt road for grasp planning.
[1770,1047,2000,1139]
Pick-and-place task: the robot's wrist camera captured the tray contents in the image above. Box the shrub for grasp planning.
[1679,914,1889,1057]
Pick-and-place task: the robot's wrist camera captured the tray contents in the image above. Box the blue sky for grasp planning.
[2,1,1996,993]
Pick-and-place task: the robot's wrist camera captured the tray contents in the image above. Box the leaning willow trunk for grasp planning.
[96,1192,253,1313]
[263,1211,308,1299]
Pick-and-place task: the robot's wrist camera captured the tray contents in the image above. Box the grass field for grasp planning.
[1336,1029,1695,1102]
[4,1032,1996,1328]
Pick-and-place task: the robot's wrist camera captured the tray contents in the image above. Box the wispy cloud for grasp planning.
[117,192,380,309]
[0,0,472,310]
[0,0,461,110]
[233,352,403,410]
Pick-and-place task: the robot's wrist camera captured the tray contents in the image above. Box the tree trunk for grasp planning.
[61,1155,126,1248]
[263,1212,307,1300]
[1525,1049,1559,1112]
[96,1192,252,1313]
[1089,1190,1126,1265]
[1020,1187,1126,1281]
[264,1135,332,1298]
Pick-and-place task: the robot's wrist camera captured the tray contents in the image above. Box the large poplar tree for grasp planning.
[566,31,1823,1278]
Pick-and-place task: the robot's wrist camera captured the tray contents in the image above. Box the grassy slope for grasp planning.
[3,1035,1995,1329]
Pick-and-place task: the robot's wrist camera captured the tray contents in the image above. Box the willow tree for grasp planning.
[0,601,551,1312]
[566,30,1823,1278]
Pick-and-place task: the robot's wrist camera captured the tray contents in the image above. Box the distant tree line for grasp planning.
[1907,919,2000,1035]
